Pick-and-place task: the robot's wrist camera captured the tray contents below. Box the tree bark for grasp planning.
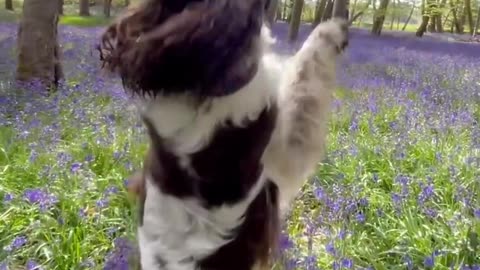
[282,0,288,20]
[288,0,304,41]
[350,0,358,19]
[390,0,396,30]
[464,0,474,34]
[103,0,112,17]
[79,0,89,16]
[58,0,63,15]
[5,0,13,10]
[416,0,430,36]
[474,6,480,36]
[16,0,63,88]
[322,0,334,21]
[371,0,390,35]
[313,0,328,26]
[332,0,349,18]
[402,3,415,30]
[266,0,279,26]
[449,0,463,33]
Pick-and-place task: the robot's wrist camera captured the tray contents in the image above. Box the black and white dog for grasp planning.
[98,0,348,269]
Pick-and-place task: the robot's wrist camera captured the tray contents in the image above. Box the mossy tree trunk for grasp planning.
[313,0,328,27]
[464,0,474,34]
[16,0,63,88]
[371,0,390,35]
[288,0,304,41]
[5,0,13,10]
[474,6,480,36]
[416,0,430,36]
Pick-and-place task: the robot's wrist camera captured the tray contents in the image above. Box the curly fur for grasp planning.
[98,0,266,98]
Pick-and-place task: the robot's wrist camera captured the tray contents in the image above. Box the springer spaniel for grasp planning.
[98,0,348,269]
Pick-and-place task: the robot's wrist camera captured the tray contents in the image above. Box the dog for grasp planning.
[98,0,348,268]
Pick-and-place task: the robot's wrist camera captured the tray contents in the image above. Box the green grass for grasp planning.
[59,15,111,27]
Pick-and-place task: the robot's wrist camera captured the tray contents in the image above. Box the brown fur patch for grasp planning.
[97,0,265,98]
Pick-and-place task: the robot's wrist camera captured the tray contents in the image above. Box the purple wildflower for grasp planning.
[26,260,42,270]
[3,193,13,203]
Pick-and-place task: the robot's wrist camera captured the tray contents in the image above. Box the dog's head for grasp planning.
[98,0,269,99]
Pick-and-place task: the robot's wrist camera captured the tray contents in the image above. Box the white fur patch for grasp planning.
[137,23,281,270]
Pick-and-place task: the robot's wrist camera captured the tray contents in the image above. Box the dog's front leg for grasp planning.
[262,18,349,217]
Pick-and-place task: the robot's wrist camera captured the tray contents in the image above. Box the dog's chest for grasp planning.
[138,105,278,269]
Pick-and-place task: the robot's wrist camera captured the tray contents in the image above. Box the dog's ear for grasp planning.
[98,0,266,98]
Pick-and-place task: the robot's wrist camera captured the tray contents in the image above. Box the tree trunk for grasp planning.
[282,0,288,20]
[313,0,328,26]
[125,0,130,6]
[58,0,63,15]
[428,15,437,32]
[266,0,279,26]
[322,0,334,21]
[288,0,304,41]
[434,0,447,32]
[449,0,463,33]
[350,0,358,18]
[371,0,390,35]
[16,0,63,88]
[443,10,451,27]
[390,0,396,30]
[79,0,89,16]
[332,0,349,18]
[5,0,13,10]
[464,0,474,34]
[103,0,112,17]
[416,0,430,36]
[402,4,415,30]
[435,14,443,31]
[474,6,480,36]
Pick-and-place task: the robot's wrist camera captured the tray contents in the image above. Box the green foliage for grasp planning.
[59,15,110,27]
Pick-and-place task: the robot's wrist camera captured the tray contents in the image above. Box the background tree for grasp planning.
[16,0,63,88]
[464,0,474,34]
[371,0,390,34]
[5,0,13,10]
[474,5,480,36]
[104,0,113,17]
[322,0,334,20]
[58,0,64,15]
[79,0,90,16]
[288,0,304,41]
[402,1,415,30]
[333,0,349,18]
[125,0,130,6]
[313,0,328,26]
[266,0,280,25]
[416,0,430,36]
